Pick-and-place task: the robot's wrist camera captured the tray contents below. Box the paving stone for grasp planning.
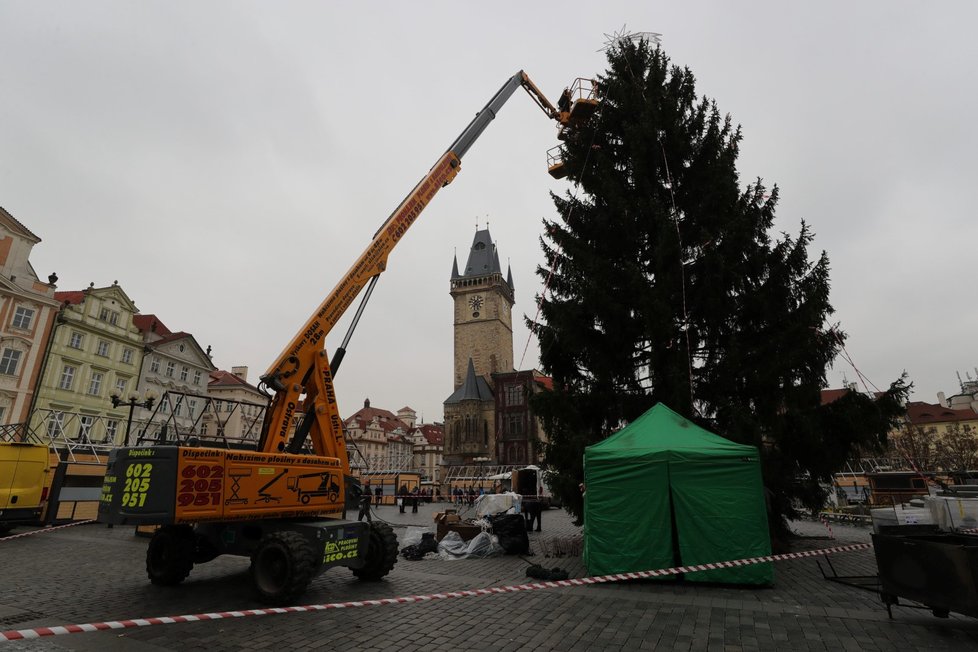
[2,508,978,650]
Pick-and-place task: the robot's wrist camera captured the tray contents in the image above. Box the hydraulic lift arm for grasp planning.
[257,71,562,461]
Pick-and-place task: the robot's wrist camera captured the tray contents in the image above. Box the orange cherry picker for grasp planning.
[98,70,597,603]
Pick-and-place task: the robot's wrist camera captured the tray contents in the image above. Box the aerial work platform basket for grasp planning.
[549,77,601,178]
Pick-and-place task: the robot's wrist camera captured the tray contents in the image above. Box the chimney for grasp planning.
[231,366,248,381]
[937,391,948,408]
[364,398,371,408]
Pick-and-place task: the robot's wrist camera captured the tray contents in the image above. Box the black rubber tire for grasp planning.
[193,533,220,564]
[352,521,398,581]
[251,531,317,604]
[146,525,195,586]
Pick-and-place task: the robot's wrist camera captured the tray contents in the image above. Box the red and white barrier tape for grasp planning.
[819,516,835,539]
[0,541,871,642]
[0,520,94,542]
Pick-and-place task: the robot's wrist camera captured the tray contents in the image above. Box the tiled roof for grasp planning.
[906,401,978,425]
[533,373,553,391]
[0,206,41,242]
[209,369,257,390]
[343,398,415,433]
[413,423,444,445]
[134,314,173,336]
[820,388,850,405]
[54,291,86,306]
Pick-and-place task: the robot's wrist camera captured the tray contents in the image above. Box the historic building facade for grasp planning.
[443,228,515,466]
[202,366,267,444]
[412,422,445,484]
[0,207,61,428]
[31,283,145,446]
[134,314,215,434]
[442,227,551,475]
[493,370,550,466]
[343,399,414,469]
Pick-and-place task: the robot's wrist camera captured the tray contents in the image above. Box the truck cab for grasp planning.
[0,442,50,534]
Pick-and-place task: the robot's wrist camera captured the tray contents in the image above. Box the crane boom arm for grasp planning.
[258,70,560,457]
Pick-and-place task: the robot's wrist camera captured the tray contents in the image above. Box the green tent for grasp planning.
[583,403,773,584]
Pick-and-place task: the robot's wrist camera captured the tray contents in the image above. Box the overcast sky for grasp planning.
[2,2,976,423]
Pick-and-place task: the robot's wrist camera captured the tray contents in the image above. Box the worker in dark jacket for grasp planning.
[398,484,408,513]
[357,492,372,522]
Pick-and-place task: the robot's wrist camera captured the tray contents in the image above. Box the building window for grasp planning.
[98,308,119,325]
[174,401,182,416]
[116,378,127,395]
[88,372,103,396]
[12,307,35,330]
[47,411,65,438]
[69,332,84,349]
[122,348,134,364]
[505,384,525,407]
[180,366,189,382]
[96,340,110,357]
[150,358,160,373]
[193,370,202,385]
[508,413,524,436]
[165,361,175,377]
[59,365,75,390]
[78,416,94,442]
[0,349,21,376]
[106,420,118,442]
[188,399,197,417]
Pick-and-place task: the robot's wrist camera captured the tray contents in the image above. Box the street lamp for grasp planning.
[473,456,490,492]
[110,391,157,446]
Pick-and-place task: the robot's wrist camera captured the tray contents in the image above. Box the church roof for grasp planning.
[461,229,502,277]
[444,358,494,404]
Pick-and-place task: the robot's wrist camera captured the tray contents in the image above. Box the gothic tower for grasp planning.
[449,228,515,389]
[443,227,515,465]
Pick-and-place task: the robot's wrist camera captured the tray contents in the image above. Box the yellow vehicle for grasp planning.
[0,442,50,535]
[98,70,594,603]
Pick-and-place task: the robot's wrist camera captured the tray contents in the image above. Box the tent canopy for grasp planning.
[583,403,773,585]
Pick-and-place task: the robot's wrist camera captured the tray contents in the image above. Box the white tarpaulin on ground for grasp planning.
[473,492,522,517]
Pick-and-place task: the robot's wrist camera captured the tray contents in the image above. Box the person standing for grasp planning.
[411,486,420,513]
[524,499,542,532]
[375,485,383,507]
[398,484,408,514]
[357,492,372,522]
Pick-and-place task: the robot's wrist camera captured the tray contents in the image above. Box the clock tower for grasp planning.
[448,228,514,389]
[443,228,515,466]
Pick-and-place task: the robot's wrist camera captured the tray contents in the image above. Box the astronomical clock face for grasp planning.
[468,294,483,317]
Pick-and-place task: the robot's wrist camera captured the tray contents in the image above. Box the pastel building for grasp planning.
[31,283,144,445]
[0,207,60,428]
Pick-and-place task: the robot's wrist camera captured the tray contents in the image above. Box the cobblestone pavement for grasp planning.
[2,502,977,651]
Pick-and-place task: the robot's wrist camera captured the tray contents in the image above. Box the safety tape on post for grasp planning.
[0,541,871,643]
[0,520,94,542]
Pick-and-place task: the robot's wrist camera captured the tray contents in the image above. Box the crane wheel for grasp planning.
[146,525,195,586]
[251,531,317,604]
[352,521,398,581]
[193,533,220,564]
